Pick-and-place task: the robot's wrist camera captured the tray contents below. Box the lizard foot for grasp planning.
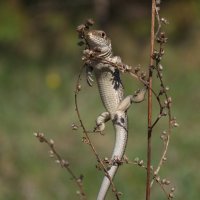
[131,87,147,103]
[94,111,110,133]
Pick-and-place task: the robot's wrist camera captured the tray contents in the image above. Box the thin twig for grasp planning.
[150,60,172,187]
[34,132,87,200]
[155,6,161,38]
[122,157,173,200]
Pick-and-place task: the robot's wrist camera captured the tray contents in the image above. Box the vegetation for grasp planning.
[0,1,200,199]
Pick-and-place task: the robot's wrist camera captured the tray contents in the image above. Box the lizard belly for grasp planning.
[94,67,123,116]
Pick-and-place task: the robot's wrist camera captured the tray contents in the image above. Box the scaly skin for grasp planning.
[85,30,146,200]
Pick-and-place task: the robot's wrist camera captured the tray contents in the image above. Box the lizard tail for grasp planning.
[97,113,128,200]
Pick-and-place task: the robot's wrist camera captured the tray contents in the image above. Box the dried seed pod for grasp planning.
[76,24,86,32]
[34,132,38,137]
[49,150,54,158]
[86,18,95,26]
[158,64,163,71]
[162,156,167,161]
[72,123,78,130]
[156,0,161,6]
[76,190,80,195]
[161,178,166,184]
[173,122,179,127]
[50,139,54,146]
[104,157,109,163]
[162,110,167,116]
[160,134,166,141]
[156,37,162,43]
[165,180,171,185]
[82,137,89,144]
[171,187,175,192]
[165,86,170,91]
[160,48,165,55]
[168,97,172,103]
[160,31,165,38]
[77,84,81,91]
[134,157,139,163]
[164,99,168,105]
[117,191,123,196]
[140,72,146,79]
[169,192,174,198]
[62,159,69,167]
[155,176,160,182]
[134,66,141,73]
[161,18,169,25]
[36,132,45,142]
[55,160,60,164]
[138,160,144,166]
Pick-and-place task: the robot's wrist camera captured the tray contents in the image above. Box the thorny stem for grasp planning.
[74,66,120,200]
[146,1,156,200]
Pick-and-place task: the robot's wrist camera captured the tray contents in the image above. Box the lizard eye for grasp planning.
[101,31,106,38]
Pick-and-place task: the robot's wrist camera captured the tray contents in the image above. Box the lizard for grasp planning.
[83,29,146,200]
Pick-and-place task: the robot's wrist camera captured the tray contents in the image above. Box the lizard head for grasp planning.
[86,30,112,57]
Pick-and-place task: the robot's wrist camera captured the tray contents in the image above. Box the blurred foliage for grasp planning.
[0,0,200,199]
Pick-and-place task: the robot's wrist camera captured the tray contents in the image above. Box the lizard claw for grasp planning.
[94,123,105,132]
[93,126,104,135]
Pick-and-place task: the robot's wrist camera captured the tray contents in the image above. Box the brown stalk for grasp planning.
[146,1,156,200]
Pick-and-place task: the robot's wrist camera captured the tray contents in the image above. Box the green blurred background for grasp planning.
[0,0,199,199]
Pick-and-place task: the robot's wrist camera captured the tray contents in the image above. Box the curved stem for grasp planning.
[74,66,120,199]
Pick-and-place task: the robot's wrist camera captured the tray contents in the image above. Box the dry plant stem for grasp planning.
[74,66,120,200]
[35,133,86,200]
[150,3,173,185]
[146,1,156,200]
[125,159,172,200]
[150,63,172,187]
[155,179,172,200]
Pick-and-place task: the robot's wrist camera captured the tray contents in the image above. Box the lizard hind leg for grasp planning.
[94,112,110,133]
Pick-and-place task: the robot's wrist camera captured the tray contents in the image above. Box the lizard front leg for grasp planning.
[86,65,94,87]
[117,88,147,112]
